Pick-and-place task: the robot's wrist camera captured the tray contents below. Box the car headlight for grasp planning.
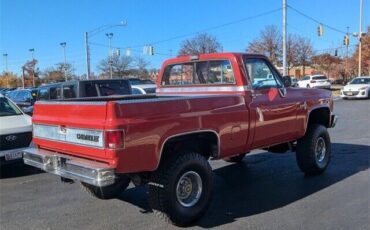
[359,86,369,90]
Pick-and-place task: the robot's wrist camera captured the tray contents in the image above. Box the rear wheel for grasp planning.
[307,84,311,88]
[149,152,212,226]
[296,124,331,175]
[224,153,246,163]
[81,176,130,199]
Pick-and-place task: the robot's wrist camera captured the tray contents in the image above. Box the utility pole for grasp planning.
[85,32,90,80]
[345,27,349,82]
[29,48,35,87]
[3,53,8,87]
[60,42,67,81]
[358,0,363,77]
[106,33,114,79]
[282,0,287,76]
[84,21,127,80]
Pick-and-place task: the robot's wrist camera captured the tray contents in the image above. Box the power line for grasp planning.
[288,5,347,34]
[94,8,282,50]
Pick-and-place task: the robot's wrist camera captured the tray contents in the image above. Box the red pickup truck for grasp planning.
[23,53,337,226]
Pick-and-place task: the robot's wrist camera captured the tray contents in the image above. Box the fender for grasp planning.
[155,129,220,170]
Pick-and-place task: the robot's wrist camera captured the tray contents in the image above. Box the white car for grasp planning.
[298,75,331,89]
[0,94,33,166]
[131,84,156,95]
[340,76,370,99]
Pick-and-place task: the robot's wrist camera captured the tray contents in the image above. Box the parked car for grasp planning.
[6,88,38,115]
[298,75,331,89]
[0,94,33,166]
[37,79,132,101]
[340,76,370,99]
[131,84,156,95]
[127,78,155,85]
[290,76,298,87]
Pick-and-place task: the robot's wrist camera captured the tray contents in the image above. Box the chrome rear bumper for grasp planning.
[23,148,115,187]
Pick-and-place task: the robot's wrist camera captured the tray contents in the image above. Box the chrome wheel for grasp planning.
[176,171,202,207]
[315,137,326,166]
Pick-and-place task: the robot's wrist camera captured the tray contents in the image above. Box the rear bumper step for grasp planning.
[23,148,115,187]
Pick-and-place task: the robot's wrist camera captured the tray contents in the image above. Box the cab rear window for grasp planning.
[162,60,235,86]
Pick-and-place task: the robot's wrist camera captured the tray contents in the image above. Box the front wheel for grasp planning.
[149,152,213,226]
[296,124,331,175]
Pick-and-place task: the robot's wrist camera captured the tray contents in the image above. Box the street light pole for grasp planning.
[29,48,35,87]
[106,33,114,79]
[60,42,67,81]
[282,0,287,76]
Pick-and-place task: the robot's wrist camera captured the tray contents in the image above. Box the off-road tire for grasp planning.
[81,176,130,199]
[224,153,246,163]
[296,124,331,175]
[148,152,213,226]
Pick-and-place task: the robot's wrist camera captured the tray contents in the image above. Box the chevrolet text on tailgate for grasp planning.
[23,53,338,226]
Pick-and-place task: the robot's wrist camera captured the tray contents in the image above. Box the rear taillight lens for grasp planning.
[310,80,316,83]
[105,130,124,149]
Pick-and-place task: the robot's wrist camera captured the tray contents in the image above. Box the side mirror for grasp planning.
[282,76,292,87]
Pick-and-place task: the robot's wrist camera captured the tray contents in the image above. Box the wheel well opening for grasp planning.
[160,132,219,165]
[308,107,330,128]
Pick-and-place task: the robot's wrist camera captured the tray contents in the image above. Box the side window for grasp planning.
[63,85,77,99]
[303,76,310,81]
[85,83,98,97]
[49,86,61,100]
[244,59,281,89]
[38,88,49,100]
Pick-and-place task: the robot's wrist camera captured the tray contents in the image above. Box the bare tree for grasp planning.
[22,59,40,87]
[311,53,341,78]
[133,57,150,79]
[246,25,282,66]
[295,37,314,76]
[178,33,222,55]
[287,34,299,72]
[98,55,133,77]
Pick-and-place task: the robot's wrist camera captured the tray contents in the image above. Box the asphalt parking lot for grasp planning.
[0,98,369,230]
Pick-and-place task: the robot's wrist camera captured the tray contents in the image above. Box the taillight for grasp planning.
[310,80,316,83]
[105,130,125,149]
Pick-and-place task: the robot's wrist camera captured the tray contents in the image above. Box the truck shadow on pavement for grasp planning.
[0,163,44,179]
[118,142,369,228]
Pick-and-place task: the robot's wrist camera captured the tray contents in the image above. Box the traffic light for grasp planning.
[343,35,350,46]
[317,24,324,37]
[116,48,120,57]
[149,46,154,56]
[334,49,338,56]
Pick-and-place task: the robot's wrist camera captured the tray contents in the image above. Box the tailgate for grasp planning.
[32,101,109,159]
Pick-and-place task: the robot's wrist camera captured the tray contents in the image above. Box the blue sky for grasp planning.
[1,0,369,76]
